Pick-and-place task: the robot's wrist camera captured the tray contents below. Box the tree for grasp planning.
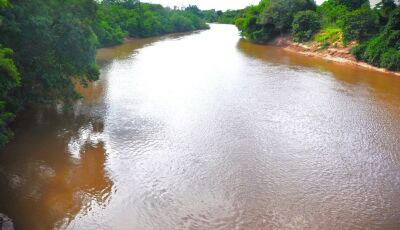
[236,0,317,42]
[93,1,208,45]
[335,0,369,10]
[317,0,349,27]
[0,1,20,147]
[342,6,379,42]
[0,0,100,105]
[0,46,19,147]
[352,7,400,71]
[261,0,317,34]
[185,5,203,17]
[292,10,321,42]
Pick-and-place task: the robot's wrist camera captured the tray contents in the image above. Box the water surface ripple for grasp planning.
[1,24,400,230]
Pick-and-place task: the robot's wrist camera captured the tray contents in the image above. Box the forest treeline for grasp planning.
[0,0,209,147]
[202,9,245,24]
[234,0,400,71]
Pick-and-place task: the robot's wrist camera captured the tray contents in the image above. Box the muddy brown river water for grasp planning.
[1,24,400,229]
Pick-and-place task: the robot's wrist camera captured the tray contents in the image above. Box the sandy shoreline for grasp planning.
[270,35,400,76]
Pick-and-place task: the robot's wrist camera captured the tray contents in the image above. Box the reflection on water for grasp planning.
[1,24,400,229]
[0,73,113,229]
[238,40,400,101]
[0,108,112,229]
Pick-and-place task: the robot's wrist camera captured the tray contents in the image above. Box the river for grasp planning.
[1,24,400,230]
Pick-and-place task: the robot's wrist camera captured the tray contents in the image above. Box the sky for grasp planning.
[143,0,380,11]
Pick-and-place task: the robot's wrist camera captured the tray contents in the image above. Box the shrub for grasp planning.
[386,7,400,30]
[336,0,369,10]
[317,0,349,27]
[387,30,400,49]
[363,34,387,65]
[342,6,379,42]
[314,27,342,44]
[351,42,367,59]
[292,10,321,42]
[261,0,316,34]
[380,49,400,71]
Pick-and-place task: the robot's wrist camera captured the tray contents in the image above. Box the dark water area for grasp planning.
[1,24,400,229]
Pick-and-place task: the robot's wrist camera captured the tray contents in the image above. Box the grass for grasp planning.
[314,27,343,45]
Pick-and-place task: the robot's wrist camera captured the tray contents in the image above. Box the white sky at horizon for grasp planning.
[143,0,380,11]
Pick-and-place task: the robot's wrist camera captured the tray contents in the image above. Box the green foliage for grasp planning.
[292,10,321,42]
[341,6,379,42]
[0,0,100,106]
[261,0,316,34]
[236,0,399,72]
[317,0,349,27]
[314,27,342,43]
[216,10,244,24]
[93,5,127,47]
[170,14,194,32]
[352,7,400,71]
[374,0,397,25]
[236,0,316,42]
[386,5,400,30]
[93,2,209,47]
[335,0,369,10]
[0,45,19,147]
[380,48,400,70]
[0,0,8,7]
[202,9,219,22]
[0,0,209,147]
[0,0,100,147]
[0,0,18,147]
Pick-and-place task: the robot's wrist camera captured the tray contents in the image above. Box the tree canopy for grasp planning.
[93,2,209,47]
[235,0,400,70]
[0,0,209,147]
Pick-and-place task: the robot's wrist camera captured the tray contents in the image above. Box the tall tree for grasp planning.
[0,0,100,105]
[0,0,20,147]
[335,0,369,10]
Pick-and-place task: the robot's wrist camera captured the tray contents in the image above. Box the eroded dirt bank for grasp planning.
[270,35,400,76]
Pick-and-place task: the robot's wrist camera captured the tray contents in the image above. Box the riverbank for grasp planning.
[270,35,400,76]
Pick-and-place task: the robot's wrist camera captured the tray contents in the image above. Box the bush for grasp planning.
[261,0,316,34]
[93,2,209,47]
[352,12,400,72]
[380,49,400,71]
[236,0,317,42]
[363,34,387,65]
[336,0,369,10]
[292,10,321,42]
[351,42,367,59]
[386,7,400,30]
[342,6,379,42]
[0,46,20,147]
[314,27,343,47]
[317,0,349,27]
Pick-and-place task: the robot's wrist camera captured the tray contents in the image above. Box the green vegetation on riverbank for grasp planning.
[0,0,208,147]
[235,0,400,71]
[202,9,244,24]
[94,2,209,47]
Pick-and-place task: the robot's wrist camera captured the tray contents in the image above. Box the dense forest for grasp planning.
[0,0,208,147]
[235,0,400,71]
[95,2,209,47]
[202,9,245,24]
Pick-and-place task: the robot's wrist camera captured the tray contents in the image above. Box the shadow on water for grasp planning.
[1,24,400,229]
[0,51,113,229]
[96,30,204,67]
[0,107,112,230]
[0,30,202,230]
[236,39,400,106]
